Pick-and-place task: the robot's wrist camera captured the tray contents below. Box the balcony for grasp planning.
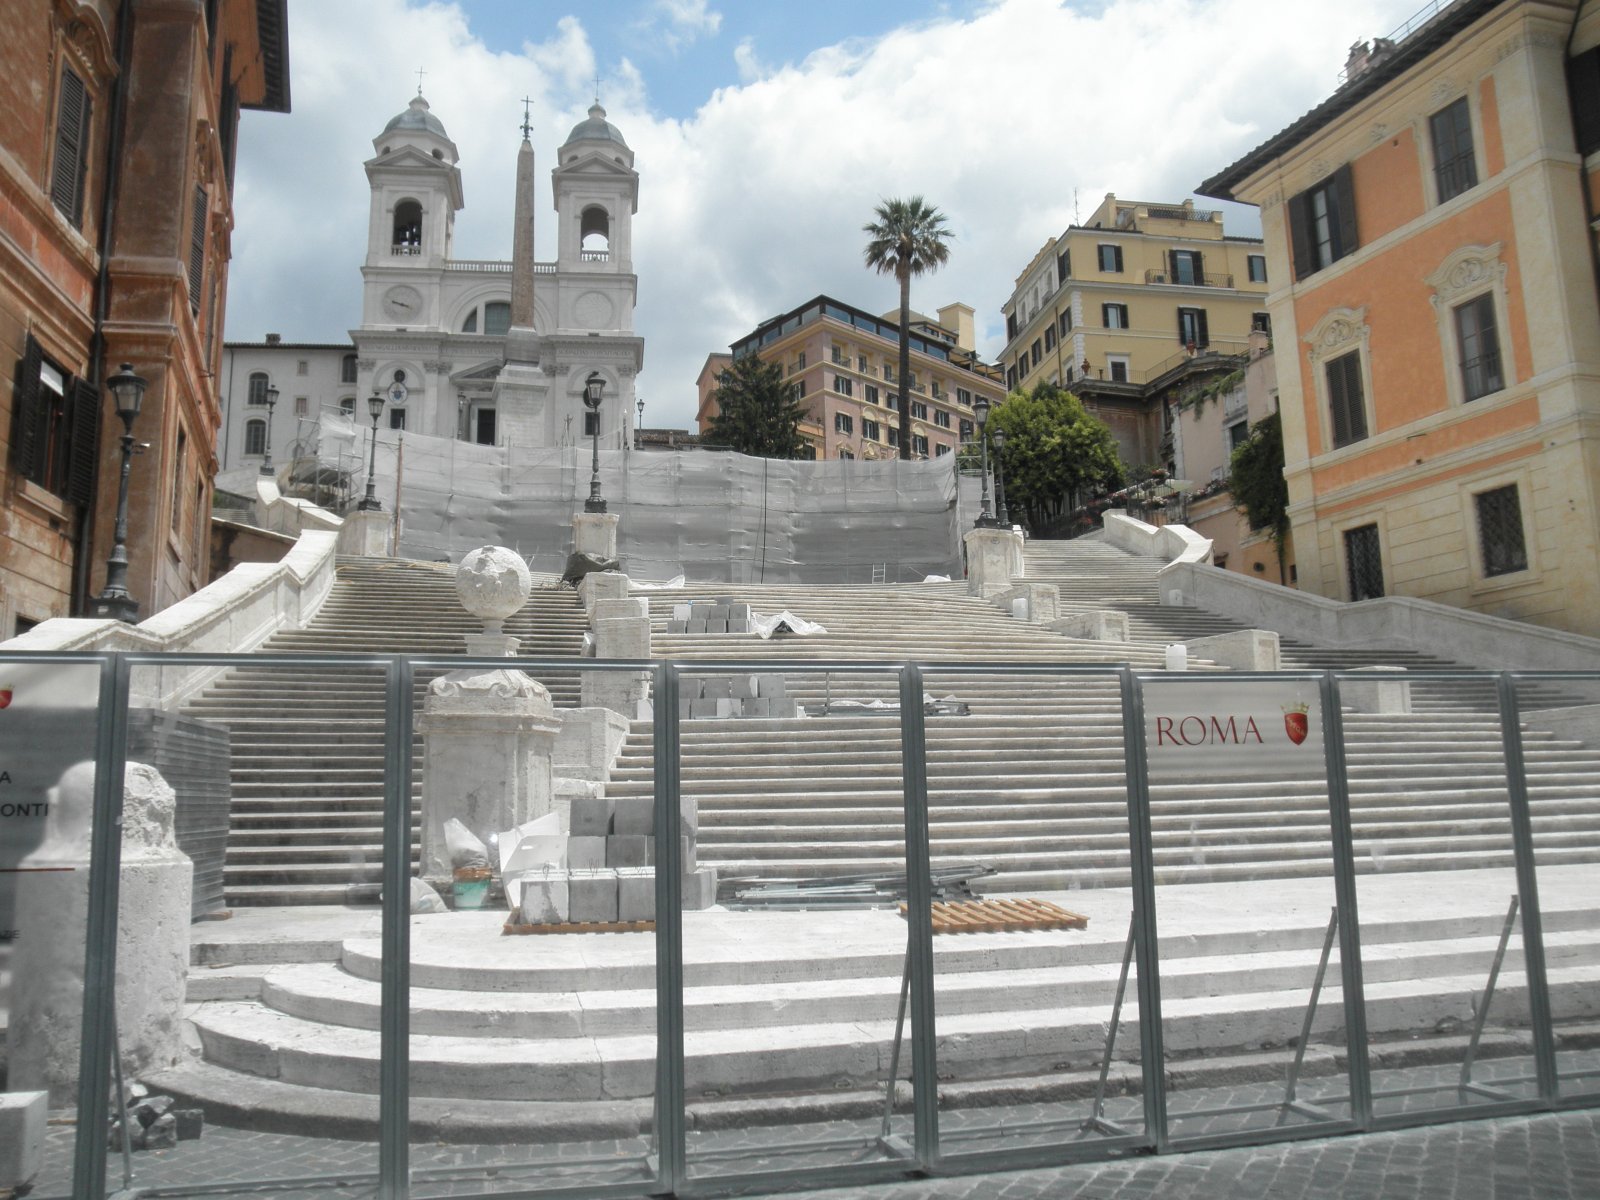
[1144,269,1235,288]
[580,249,610,263]
[391,244,422,257]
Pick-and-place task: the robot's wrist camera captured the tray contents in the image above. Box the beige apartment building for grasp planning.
[697,296,1006,461]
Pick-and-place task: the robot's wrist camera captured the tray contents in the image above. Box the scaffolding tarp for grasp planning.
[338,425,980,583]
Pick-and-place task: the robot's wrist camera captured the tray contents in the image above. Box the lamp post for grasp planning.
[972,395,996,527]
[583,371,606,513]
[88,362,148,622]
[258,383,279,476]
[358,389,385,511]
[635,395,645,449]
[991,426,1010,528]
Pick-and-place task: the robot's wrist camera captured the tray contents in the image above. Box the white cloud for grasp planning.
[732,37,768,84]
[636,0,723,54]
[226,0,1422,433]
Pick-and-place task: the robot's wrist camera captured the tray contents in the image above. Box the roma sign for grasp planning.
[1141,678,1324,783]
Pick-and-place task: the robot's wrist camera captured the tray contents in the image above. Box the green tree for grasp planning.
[1228,410,1290,583]
[863,197,953,461]
[704,353,809,458]
[987,383,1125,528]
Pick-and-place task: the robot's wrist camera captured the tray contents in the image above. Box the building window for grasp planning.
[956,387,971,406]
[1006,312,1019,340]
[1225,420,1249,452]
[831,345,845,364]
[1029,339,1041,367]
[791,380,807,401]
[1045,324,1057,352]
[1057,249,1071,282]
[1475,484,1528,577]
[10,336,98,504]
[911,400,928,420]
[340,397,356,415]
[51,66,93,229]
[483,302,511,336]
[1107,356,1130,383]
[1571,46,1600,156]
[1288,165,1357,279]
[1454,293,1503,401]
[389,408,407,431]
[247,372,270,405]
[959,418,974,442]
[885,393,900,413]
[911,434,929,457]
[858,355,868,372]
[1326,351,1368,448]
[838,449,854,460]
[294,395,308,417]
[1177,307,1209,349]
[834,375,853,397]
[1430,96,1477,204]
[834,412,853,435]
[188,185,208,314]
[583,410,598,437]
[882,363,893,382]
[244,418,266,456]
[1103,303,1129,329]
[1344,524,1384,600]
[862,418,880,441]
[1006,366,1017,389]
[887,428,900,448]
[341,354,358,383]
[865,384,879,405]
[935,443,951,456]
[1171,250,1204,286]
[1252,311,1272,337]
[934,409,951,429]
[1097,244,1123,273]
[1248,255,1268,283]
[1059,311,1073,336]
[171,429,187,534]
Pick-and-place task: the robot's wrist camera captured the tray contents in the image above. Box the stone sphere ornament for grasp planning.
[455,545,533,633]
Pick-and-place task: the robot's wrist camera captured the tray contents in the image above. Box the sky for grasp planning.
[226,0,1425,431]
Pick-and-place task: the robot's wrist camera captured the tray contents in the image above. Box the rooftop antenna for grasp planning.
[415,66,427,96]
[520,95,533,140]
[1073,187,1080,226]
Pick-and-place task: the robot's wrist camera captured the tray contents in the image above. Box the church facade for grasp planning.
[220,93,643,475]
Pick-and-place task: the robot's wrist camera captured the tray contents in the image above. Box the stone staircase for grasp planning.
[182,558,588,906]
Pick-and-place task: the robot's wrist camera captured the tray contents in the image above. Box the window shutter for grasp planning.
[65,376,101,507]
[1328,359,1351,448]
[1177,308,1187,341]
[1169,250,1179,279]
[1287,190,1313,280]
[1114,245,1123,272]
[1570,48,1600,156]
[1197,309,1209,348]
[1333,164,1358,259]
[1193,250,1205,283]
[51,68,92,228]
[11,335,45,479]
[189,185,208,313]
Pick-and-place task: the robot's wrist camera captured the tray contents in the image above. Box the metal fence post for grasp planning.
[1118,670,1167,1152]
[897,665,941,1167]
[378,656,414,1199]
[653,662,687,1190]
[1319,674,1372,1128]
[1496,672,1558,1102]
[72,654,129,1200]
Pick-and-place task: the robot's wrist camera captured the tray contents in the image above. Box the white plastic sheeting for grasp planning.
[339,423,981,583]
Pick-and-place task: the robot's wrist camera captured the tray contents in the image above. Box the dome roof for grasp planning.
[383,94,449,139]
[564,103,628,148]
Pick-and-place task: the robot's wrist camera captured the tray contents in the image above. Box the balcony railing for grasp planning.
[1144,269,1235,288]
[391,244,422,257]
[1462,351,1504,401]
[580,249,610,263]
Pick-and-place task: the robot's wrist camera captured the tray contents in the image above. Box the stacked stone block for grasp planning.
[667,599,753,634]
[680,673,797,720]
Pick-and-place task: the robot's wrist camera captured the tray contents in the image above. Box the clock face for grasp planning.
[382,285,423,321]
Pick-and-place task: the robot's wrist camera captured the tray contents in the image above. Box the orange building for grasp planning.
[1,1,288,636]
[1200,0,1600,634]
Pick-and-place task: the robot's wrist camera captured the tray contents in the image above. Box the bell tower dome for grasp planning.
[363,94,464,270]
[552,103,638,274]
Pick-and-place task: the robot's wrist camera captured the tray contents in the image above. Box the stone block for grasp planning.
[729,619,752,634]
[716,698,739,718]
[573,514,621,564]
[687,620,707,634]
[612,795,654,836]
[689,698,719,720]
[593,597,648,622]
[729,603,752,620]
[707,604,728,620]
[1342,666,1412,714]
[594,616,650,660]
[518,873,570,924]
[0,1091,46,1194]
[678,798,700,837]
[1187,629,1281,672]
[730,675,757,699]
[567,836,607,869]
[668,620,686,634]
[1047,611,1129,641]
[680,835,698,873]
[569,795,614,837]
[744,697,771,717]
[757,674,788,699]
[672,603,691,623]
[677,676,700,700]
[990,582,1061,623]
[577,570,630,611]
[681,867,718,910]
[702,678,733,700]
[964,526,1025,596]
[709,619,729,634]
[144,1113,178,1150]
[617,868,656,921]
[607,835,653,868]
[568,870,619,922]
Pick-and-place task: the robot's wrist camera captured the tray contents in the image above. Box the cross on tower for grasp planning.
[415,66,427,95]
[520,95,533,139]
[593,72,602,105]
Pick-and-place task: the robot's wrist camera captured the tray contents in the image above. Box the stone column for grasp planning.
[8,762,192,1105]
[417,670,562,886]
[574,512,620,563]
[964,526,1025,598]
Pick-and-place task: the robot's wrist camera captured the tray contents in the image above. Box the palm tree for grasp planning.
[863,197,952,460]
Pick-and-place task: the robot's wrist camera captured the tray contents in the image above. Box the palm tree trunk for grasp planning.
[898,269,912,461]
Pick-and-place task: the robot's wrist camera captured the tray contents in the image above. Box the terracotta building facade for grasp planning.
[1201,0,1600,635]
[0,0,288,637]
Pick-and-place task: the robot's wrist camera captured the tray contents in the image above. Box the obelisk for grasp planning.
[494,114,548,443]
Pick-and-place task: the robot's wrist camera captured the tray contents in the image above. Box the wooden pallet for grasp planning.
[502,918,655,936]
[900,898,1090,934]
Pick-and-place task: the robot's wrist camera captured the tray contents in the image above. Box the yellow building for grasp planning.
[697,296,1005,461]
[1199,0,1600,635]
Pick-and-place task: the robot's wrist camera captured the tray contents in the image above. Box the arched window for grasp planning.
[339,397,356,415]
[244,419,266,455]
[461,310,478,333]
[392,199,422,253]
[580,206,610,259]
[483,302,511,336]
[247,372,269,405]
[341,354,358,383]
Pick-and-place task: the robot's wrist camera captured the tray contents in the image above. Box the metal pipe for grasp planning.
[897,665,941,1167]
[377,655,413,1198]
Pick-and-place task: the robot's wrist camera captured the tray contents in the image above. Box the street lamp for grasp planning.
[635,395,645,449]
[88,362,148,622]
[972,395,996,527]
[258,382,279,476]
[991,426,1010,528]
[358,389,385,511]
[583,371,607,513]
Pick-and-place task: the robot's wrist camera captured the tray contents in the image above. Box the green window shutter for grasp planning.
[1197,309,1209,347]
[11,335,45,480]
[189,185,208,313]
[51,68,92,228]
[1332,164,1358,260]
[66,376,101,506]
[1287,190,1313,280]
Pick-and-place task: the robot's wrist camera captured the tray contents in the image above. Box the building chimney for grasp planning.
[265,333,281,345]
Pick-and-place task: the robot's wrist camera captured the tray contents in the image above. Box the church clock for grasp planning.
[381,285,424,322]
